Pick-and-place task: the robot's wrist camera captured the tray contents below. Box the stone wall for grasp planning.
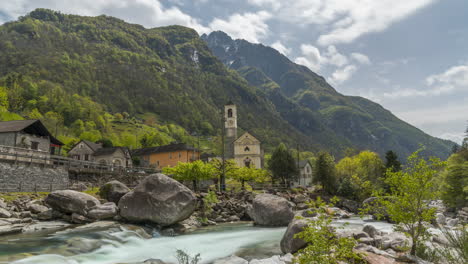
[0,163,69,192]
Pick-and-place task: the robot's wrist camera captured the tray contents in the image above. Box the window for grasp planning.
[84,154,90,161]
[244,146,250,152]
[31,141,39,150]
[79,144,83,148]
[227,108,233,118]
[169,153,172,159]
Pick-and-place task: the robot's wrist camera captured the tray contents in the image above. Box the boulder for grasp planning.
[28,204,49,214]
[435,213,446,226]
[280,218,308,253]
[363,224,379,238]
[446,218,458,227]
[71,213,92,224]
[251,194,294,226]
[118,174,197,226]
[99,180,131,204]
[0,208,11,218]
[87,202,118,220]
[45,190,100,215]
[0,199,6,209]
[293,194,308,204]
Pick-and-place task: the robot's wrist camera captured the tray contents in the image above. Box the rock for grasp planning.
[293,194,308,204]
[363,224,379,238]
[251,194,294,226]
[296,203,308,210]
[432,232,449,245]
[339,199,359,213]
[45,190,100,215]
[280,253,293,264]
[99,180,131,204]
[446,218,458,227]
[87,202,118,220]
[69,182,88,192]
[20,211,32,218]
[384,232,412,252]
[227,215,240,222]
[37,209,53,220]
[353,231,370,239]
[0,199,6,209]
[280,218,308,253]
[119,174,197,226]
[22,221,71,233]
[28,204,49,214]
[435,213,446,226]
[0,223,25,235]
[71,213,92,224]
[358,251,396,264]
[66,237,102,253]
[249,255,285,264]
[0,208,12,218]
[213,256,248,264]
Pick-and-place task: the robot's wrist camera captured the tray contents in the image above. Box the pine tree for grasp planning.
[268,143,298,186]
[384,150,401,172]
[313,152,337,194]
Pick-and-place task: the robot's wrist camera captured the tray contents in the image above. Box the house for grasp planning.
[68,140,132,168]
[0,119,63,154]
[224,103,264,168]
[293,160,313,187]
[132,143,200,169]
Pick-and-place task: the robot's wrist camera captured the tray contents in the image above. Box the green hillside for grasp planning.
[0,9,454,158]
[202,31,454,158]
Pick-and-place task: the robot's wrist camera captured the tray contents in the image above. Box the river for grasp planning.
[0,217,394,264]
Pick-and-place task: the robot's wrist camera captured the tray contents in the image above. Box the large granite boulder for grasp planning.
[44,190,100,215]
[99,180,131,204]
[280,218,308,253]
[118,174,197,226]
[251,194,294,226]
[87,202,118,220]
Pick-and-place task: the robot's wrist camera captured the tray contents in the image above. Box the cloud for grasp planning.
[295,44,323,71]
[271,41,291,55]
[0,0,210,34]
[329,65,357,85]
[384,64,468,98]
[351,53,371,65]
[247,0,436,45]
[209,11,271,43]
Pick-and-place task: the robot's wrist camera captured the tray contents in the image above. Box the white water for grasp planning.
[7,217,394,264]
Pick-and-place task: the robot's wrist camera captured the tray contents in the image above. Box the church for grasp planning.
[224,102,263,169]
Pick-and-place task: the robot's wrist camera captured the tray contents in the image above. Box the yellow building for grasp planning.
[132,143,200,169]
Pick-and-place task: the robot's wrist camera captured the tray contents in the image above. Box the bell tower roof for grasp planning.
[226,100,234,106]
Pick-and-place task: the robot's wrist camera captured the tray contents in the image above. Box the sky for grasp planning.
[0,0,467,143]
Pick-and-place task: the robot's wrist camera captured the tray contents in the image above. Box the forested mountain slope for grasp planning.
[0,9,453,158]
[202,31,454,158]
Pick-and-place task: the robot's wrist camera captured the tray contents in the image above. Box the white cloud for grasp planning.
[271,41,291,55]
[209,11,271,43]
[295,44,323,71]
[325,45,348,67]
[351,53,371,65]
[384,64,468,98]
[250,0,436,45]
[329,65,357,85]
[0,0,210,34]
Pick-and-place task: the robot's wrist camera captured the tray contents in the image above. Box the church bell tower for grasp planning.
[224,102,237,159]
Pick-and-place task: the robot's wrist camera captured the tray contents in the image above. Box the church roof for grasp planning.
[234,132,260,144]
[298,160,311,168]
[225,100,235,106]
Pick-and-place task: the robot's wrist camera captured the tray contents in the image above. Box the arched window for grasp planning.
[244,146,250,152]
[244,157,252,168]
[227,108,233,118]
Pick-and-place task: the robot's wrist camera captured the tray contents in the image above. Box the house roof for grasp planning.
[298,160,311,168]
[93,147,129,157]
[132,143,199,156]
[82,140,102,152]
[0,120,63,145]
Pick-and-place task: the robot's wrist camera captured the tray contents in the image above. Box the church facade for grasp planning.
[224,102,263,169]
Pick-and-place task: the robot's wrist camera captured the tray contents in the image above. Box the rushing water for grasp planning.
[0,217,394,264]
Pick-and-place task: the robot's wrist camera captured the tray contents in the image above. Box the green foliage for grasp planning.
[385,150,401,172]
[294,197,365,264]
[268,143,298,185]
[163,160,215,191]
[364,149,446,255]
[441,152,468,209]
[200,189,218,222]
[230,166,270,189]
[313,152,337,194]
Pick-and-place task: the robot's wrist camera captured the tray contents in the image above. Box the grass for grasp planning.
[83,187,101,198]
[0,192,49,202]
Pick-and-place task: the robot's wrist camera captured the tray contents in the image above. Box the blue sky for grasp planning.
[1,0,467,143]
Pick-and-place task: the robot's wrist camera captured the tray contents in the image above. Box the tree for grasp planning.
[230,166,270,189]
[442,153,468,209]
[385,150,401,172]
[314,152,337,194]
[268,143,298,185]
[365,149,446,256]
[0,86,9,112]
[163,160,215,192]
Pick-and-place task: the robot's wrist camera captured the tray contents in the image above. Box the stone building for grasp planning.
[292,160,313,187]
[224,103,263,168]
[0,119,63,154]
[68,140,132,168]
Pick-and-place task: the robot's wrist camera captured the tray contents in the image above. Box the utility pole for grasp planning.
[296,143,300,186]
[220,109,226,191]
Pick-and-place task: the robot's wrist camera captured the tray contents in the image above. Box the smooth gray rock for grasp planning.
[0,199,6,209]
[251,194,294,226]
[280,218,308,253]
[363,224,379,238]
[87,202,118,220]
[213,256,248,264]
[99,180,131,204]
[435,213,446,225]
[0,208,11,218]
[45,190,100,215]
[28,203,49,214]
[22,221,71,233]
[119,174,197,226]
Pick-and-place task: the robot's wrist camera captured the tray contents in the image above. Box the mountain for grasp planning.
[0,9,453,158]
[202,31,454,158]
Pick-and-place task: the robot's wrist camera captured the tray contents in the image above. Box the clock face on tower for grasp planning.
[228,120,234,126]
